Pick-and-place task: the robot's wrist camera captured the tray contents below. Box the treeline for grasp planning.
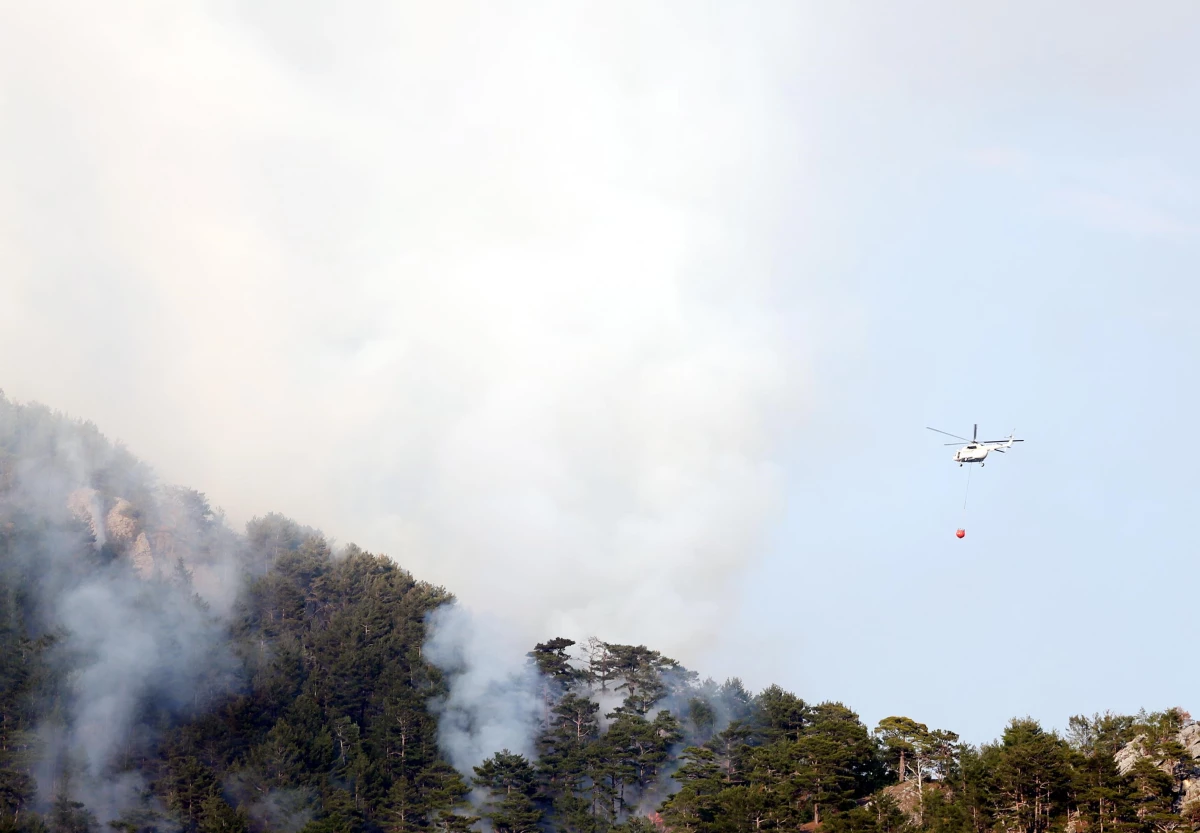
[0,393,1197,833]
[470,643,1199,833]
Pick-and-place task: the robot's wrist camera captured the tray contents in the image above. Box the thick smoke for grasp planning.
[1,6,822,812]
[0,2,822,676]
[0,398,244,823]
[589,687,630,733]
[58,578,211,772]
[420,609,753,819]
[423,603,544,776]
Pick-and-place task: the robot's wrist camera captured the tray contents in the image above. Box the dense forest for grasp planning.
[0,391,1196,833]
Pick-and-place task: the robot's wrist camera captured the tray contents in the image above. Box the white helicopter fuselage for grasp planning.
[954,444,990,464]
[929,426,1022,466]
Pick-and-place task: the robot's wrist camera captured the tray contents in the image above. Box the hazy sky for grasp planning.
[3,1,1199,745]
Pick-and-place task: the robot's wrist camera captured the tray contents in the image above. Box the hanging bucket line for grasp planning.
[956,465,972,537]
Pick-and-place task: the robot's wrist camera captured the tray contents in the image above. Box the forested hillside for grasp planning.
[0,392,1196,833]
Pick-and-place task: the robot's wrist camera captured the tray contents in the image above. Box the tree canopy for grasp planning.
[0,393,1196,833]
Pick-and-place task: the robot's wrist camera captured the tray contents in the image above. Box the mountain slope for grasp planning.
[0,392,1196,833]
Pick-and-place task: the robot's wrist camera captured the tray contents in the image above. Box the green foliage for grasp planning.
[1,393,1199,833]
[472,751,542,833]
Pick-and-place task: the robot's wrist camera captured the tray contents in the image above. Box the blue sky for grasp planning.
[3,2,1199,750]
[703,28,1200,741]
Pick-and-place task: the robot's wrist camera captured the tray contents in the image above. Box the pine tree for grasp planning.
[473,751,543,833]
[988,718,1073,833]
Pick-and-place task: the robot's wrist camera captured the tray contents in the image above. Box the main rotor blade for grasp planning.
[982,439,1023,444]
[927,427,971,442]
[974,424,978,442]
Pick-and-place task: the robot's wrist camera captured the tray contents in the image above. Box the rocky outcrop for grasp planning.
[129,532,157,579]
[876,780,949,825]
[105,499,141,546]
[66,489,162,578]
[67,487,105,546]
[1114,717,1200,812]
[1182,723,1200,810]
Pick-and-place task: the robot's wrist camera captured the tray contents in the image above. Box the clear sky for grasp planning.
[2,2,1198,748]
[703,4,1200,742]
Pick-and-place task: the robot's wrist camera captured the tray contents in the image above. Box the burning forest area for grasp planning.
[2,399,1199,833]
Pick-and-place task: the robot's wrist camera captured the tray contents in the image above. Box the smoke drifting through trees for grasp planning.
[0,2,817,685]
[422,615,762,821]
[0,396,245,825]
[423,604,544,776]
[3,393,1198,832]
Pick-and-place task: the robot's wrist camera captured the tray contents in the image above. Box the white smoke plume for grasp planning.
[223,776,316,833]
[423,603,544,776]
[589,687,631,733]
[0,1,828,676]
[0,398,244,823]
[4,0,1196,774]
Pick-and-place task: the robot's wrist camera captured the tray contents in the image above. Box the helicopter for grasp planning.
[926,424,1023,466]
